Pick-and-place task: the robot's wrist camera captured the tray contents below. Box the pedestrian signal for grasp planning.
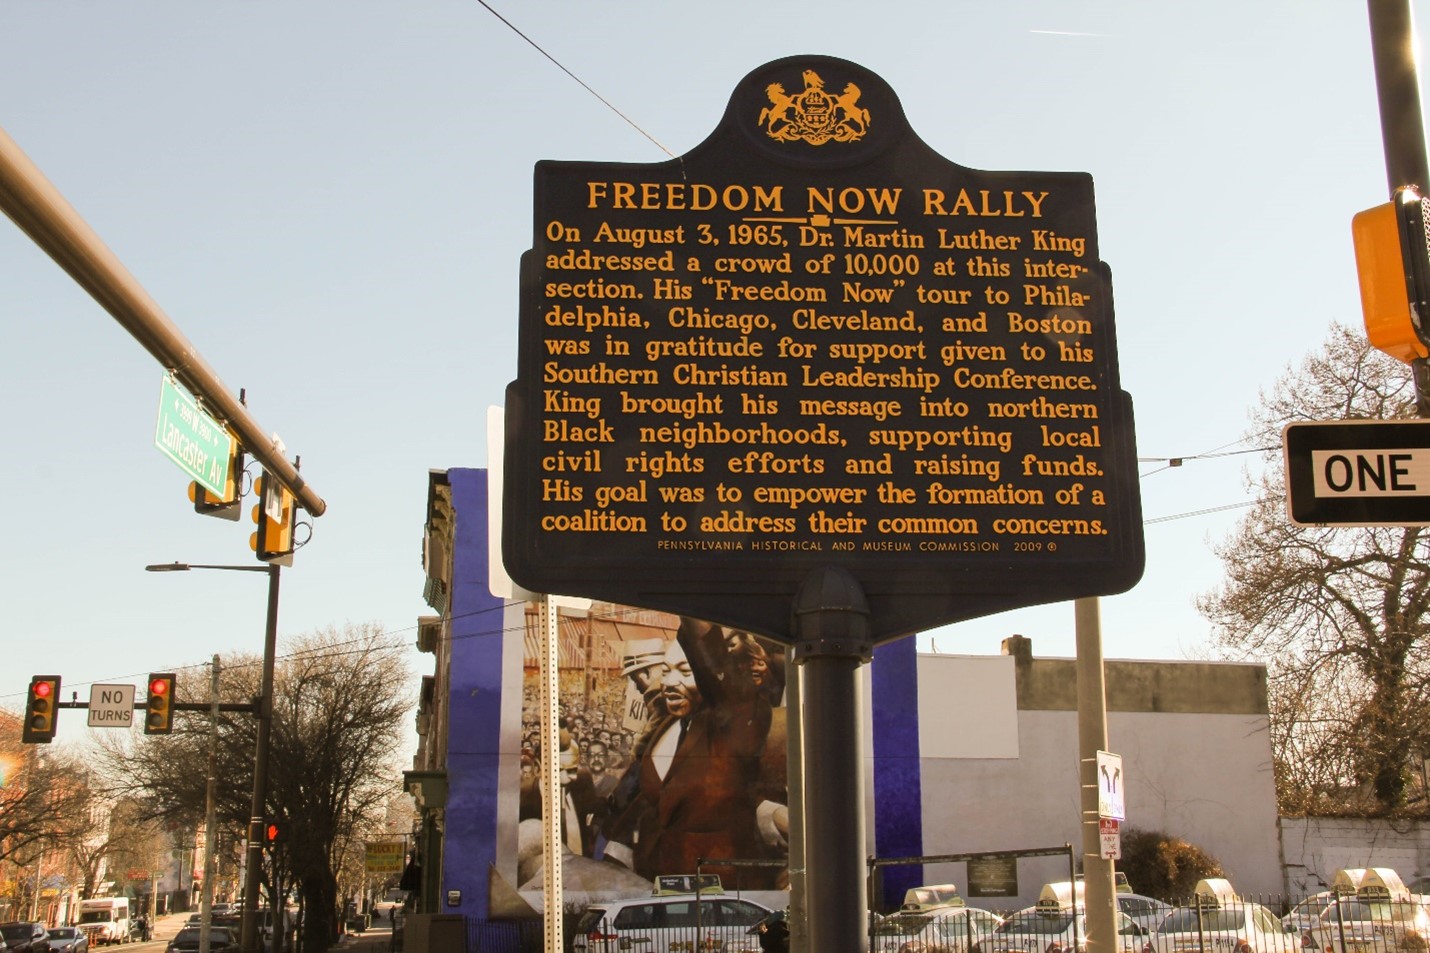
[22,676,61,744]
[145,673,176,735]
[265,822,280,845]
[249,472,296,566]
[1353,189,1430,363]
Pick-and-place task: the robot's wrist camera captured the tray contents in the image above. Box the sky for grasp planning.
[0,0,1419,736]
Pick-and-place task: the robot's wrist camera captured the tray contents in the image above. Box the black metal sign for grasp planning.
[504,55,1144,643]
[1284,418,1430,526]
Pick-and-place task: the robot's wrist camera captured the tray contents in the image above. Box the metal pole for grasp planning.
[241,565,281,953]
[786,660,808,953]
[0,124,326,517]
[1367,0,1430,415]
[201,655,221,953]
[1075,598,1116,953]
[540,597,563,953]
[791,567,872,953]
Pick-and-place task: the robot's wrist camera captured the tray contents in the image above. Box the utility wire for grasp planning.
[474,0,675,158]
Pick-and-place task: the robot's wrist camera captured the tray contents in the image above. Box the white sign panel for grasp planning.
[1310,448,1430,497]
[88,684,135,728]
[1096,749,1125,820]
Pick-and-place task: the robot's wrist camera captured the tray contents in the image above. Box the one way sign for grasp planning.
[1284,419,1430,526]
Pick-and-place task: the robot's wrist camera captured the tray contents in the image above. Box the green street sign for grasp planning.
[154,376,234,496]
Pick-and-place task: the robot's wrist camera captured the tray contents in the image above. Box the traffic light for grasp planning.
[22,676,60,744]
[1353,188,1430,363]
[265,821,280,846]
[249,471,296,566]
[188,445,244,520]
[145,673,176,735]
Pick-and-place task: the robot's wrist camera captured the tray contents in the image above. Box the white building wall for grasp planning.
[1280,818,1430,894]
[881,652,1281,909]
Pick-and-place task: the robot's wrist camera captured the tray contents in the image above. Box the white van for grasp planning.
[78,897,132,945]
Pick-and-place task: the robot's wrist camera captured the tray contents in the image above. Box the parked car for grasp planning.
[164,928,239,953]
[972,883,1147,953]
[573,890,773,953]
[1284,891,1338,948]
[1117,895,1173,932]
[1144,880,1299,953]
[873,905,1003,953]
[1309,896,1430,953]
[46,928,87,953]
[0,923,50,953]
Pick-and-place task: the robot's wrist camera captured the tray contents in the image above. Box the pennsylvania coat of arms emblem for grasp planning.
[758,68,870,145]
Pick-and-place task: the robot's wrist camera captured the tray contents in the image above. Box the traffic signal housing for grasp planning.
[249,472,296,566]
[22,676,60,744]
[188,445,244,520]
[1353,188,1430,363]
[145,673,176,735]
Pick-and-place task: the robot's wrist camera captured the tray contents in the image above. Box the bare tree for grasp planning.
[1198,323,1430,815]
[93,623,411,951]
[0,719,93,867]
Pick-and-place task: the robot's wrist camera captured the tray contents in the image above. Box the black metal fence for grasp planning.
[864,893,1430,953]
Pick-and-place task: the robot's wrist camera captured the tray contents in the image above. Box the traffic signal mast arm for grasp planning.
[0,124,326,518]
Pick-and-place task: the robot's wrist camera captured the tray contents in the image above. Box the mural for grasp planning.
[511,603,790,903]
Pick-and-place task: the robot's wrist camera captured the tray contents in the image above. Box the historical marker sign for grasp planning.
[503,55,1144,642]
[1285,419,1430,526]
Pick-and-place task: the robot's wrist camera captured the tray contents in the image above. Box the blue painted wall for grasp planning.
[440,469,506,920]
[872,636,924,909]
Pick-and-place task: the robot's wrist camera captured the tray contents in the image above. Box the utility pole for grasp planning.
[200,655,220,953]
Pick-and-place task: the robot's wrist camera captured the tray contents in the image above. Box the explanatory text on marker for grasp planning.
[504,55,1144,640]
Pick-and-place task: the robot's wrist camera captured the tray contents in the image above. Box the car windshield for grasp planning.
[873,913,934,936]
[1329,901,1423,923]
[1159,910,1246,933]
[50,929,77,939]
[999,911,1074,934]
[0,927,31,941]
[574,909,610,934]
[78,913,111,924]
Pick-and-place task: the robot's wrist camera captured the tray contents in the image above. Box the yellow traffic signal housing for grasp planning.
[249,472,296,566]
[145,673,176,735]
[188,444,244,521]
[1352,191,1430,363]
[22,676,61,744]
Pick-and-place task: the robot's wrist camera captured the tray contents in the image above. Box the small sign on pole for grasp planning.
[88,684,136,728]
[1099,817,1121,860]
[1096,750,1125,820]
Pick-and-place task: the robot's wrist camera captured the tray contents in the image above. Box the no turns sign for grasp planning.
[88,684,135,728]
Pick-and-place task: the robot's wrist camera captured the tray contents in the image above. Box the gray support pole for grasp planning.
[540,596,564,953]
[791,567,872,953]
[241,565,281,953]
[200,655,220,953]
[786,661,808,953]
[1075,598,1116,953]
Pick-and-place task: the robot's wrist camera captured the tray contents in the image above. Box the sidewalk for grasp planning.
[337,923,394,953]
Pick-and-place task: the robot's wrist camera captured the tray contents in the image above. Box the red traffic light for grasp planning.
[149,677,170,696]
[265,823,280,843]
[33,681,52,699]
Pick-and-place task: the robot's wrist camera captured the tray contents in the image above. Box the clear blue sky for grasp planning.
[0,1,1415,727]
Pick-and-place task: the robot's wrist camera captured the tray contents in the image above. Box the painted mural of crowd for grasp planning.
[520,614,790,890]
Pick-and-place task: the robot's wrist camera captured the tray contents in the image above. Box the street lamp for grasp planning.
[146,561,280,953]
